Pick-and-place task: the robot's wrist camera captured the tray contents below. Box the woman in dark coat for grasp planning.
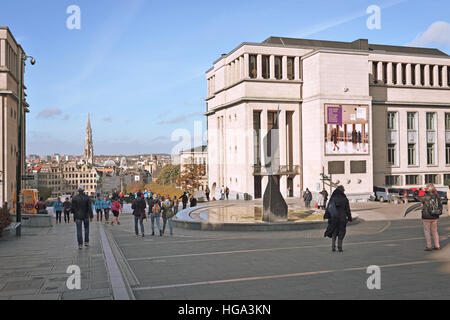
[324,186,352,252]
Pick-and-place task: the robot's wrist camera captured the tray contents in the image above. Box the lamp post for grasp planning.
[16,53,35,237]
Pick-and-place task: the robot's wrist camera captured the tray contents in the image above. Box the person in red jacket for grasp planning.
[111,199,121,226]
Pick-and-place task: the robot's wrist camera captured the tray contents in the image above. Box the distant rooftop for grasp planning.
[263,37,448,57]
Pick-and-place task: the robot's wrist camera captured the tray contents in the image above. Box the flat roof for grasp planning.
[264,36,449,57]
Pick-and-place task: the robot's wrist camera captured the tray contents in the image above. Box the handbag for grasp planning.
[140,212,147,220]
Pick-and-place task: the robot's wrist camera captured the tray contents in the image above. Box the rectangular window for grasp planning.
[406,175,419,185]
[446,113,450,131]
[425,174,438,184]
[444,174,450,185]
[328,161,345,175]
[427,143,435,165]
[385,175,400,186]
[274,56,282,80]
[387,144,396,166]
[407,112,416,130]
[387,112,397,130]
[426,112,435,130]
[350,161,366,174]
[287,57,295,80]
[249,55,257,79]
[446,144,450,165]
[408,144,416,166]
[262,55,270,79]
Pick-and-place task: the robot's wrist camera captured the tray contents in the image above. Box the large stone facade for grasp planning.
[205,37,450,201]
[0,26,28,206]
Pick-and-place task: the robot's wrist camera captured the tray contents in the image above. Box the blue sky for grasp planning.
[1,0,449,155]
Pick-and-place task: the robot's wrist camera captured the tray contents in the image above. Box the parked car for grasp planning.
[373,187,401,202]
[397,188,416,203]
[437,191,448,205]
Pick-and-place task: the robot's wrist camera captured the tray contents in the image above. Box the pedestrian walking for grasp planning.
[421,184,442,251]
[53,197,63,224]
[94,195,104,222]
[180,192,188,210]
[132,191,147,237]
[205,186,210,202]
[150,195,162,236]
[162,196,174,236]
[111,198,121,226]
[71,186,93,250]
[220,186,225,200]
[317,192,325,210]
[173,196,179,216]
[35,197,47,214]
[63,197,71,223]
[226,187,230,200]
[321,188,329,209]
[324,186,352,252]
[303,189,312,208]
[103,196,111,224]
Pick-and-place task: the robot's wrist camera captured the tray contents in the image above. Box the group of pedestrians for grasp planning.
[93,195,121,225]
[132,192,180,237]
[53,197,72,223]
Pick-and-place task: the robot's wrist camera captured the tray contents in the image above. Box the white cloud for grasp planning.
[409,21,450,47]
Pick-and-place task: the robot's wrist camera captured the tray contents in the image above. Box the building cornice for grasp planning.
[205,97,303,116]
[372,101,450,107]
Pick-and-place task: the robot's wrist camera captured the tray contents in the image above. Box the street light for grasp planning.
[16,53,36,237]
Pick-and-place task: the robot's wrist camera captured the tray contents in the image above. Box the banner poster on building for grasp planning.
[325,104,369,155]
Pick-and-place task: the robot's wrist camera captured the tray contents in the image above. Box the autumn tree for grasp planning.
[177,163,206,191]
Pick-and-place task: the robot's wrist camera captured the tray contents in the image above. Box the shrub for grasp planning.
[0,204,12,237]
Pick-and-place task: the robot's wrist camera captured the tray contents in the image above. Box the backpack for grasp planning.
[153,202,161,214]
[327,200,339,219]
[429,196,442,216]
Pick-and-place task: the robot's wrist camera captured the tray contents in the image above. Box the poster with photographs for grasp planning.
[325,104,369,155]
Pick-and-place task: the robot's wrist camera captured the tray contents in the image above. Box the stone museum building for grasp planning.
[205,36,450,201]
[0,27,29,206]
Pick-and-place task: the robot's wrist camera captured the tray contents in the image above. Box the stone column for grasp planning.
[239,56,244,79]
[235,59,240,82]
[396,63,403,85]
[270,55,275,80]
[433,65,439,87]
[406,63,412,85]
[261,109,268,167]
[279,110,287,198]
[415,64,421,86]
[443,66,448,87]
[386,62,393,85]
[282,56,288,80]
[424,65,430,86]
[230,61,235,84]
[294,57,300,80]
[257,54,262,79]
[0,40,5,66]
[243,54,249,79]
[377,61,383,83]
[368,61,374,83]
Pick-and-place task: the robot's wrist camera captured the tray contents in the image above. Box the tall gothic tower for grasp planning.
[83,113,94,165]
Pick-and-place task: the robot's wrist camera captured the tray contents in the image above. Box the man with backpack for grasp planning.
[324,186,352,252]
[149,194,162,236]
[421,184,442,251]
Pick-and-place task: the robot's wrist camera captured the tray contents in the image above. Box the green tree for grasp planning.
[156,164,180,185]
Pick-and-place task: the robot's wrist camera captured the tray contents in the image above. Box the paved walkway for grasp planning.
[1,202,449,300]
[0,220,114,300]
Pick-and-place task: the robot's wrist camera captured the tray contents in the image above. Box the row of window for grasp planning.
[385,174,449,186]
[248,55,298,80]
[387,112,446,167]
[371,61,450,87]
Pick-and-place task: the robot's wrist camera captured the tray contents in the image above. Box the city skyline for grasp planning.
[1,0,449,155]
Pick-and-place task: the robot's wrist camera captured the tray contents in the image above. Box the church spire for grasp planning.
[83,113,94,165]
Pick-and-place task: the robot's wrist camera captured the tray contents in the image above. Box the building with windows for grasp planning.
[0,26,29,206]
[179,145,208,190]
[205,37,450,201]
